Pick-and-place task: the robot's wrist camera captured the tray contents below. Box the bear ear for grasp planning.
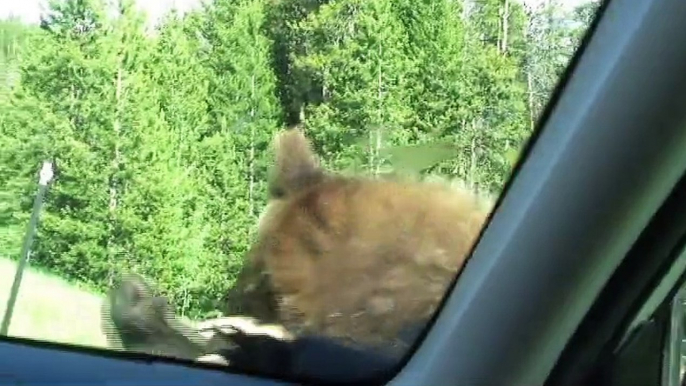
[268,129,325,198]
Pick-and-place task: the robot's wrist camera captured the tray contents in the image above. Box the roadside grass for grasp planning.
[0,255,201,352]
[0,256,109,348]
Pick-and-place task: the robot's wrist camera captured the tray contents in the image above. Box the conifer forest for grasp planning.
[0,0,598,321]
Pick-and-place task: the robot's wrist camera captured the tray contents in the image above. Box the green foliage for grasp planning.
[0,0,599,319]
[290,0,415,172]
[0,18,37,102]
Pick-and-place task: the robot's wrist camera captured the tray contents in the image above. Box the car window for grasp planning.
[665,286,686,386]
[0,0,600,383]
[606,240,686,386]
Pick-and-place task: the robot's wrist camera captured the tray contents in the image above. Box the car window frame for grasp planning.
[393,0,686,383]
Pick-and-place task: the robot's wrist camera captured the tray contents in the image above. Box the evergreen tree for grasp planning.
[0,0,600,320]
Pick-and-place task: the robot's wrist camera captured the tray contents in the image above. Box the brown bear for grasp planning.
[102,273,398,383]
[227,128,493,354]
[101,272,216,360]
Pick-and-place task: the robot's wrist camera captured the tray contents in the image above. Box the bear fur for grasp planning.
[227,129,493,352]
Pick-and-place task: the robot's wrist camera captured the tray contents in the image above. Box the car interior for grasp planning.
[3,0,686,384]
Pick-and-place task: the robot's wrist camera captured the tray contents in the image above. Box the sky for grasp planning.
[2,0,593,26]
[0,0,202,25]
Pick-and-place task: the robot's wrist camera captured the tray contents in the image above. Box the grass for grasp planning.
[0,254,202,353]
[0,202,110,349]
[0,256,109,348]
[0,218,210,354]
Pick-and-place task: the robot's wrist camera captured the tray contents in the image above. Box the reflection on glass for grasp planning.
[668,286,685,386]
[0,0,599,383]
[681,291,686,384]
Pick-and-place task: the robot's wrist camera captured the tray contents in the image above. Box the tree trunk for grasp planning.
[248,74,256,222]
[107,65,123,286]
[469,131,477,190]
[500,0,510,54]
[373,45,383,176]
